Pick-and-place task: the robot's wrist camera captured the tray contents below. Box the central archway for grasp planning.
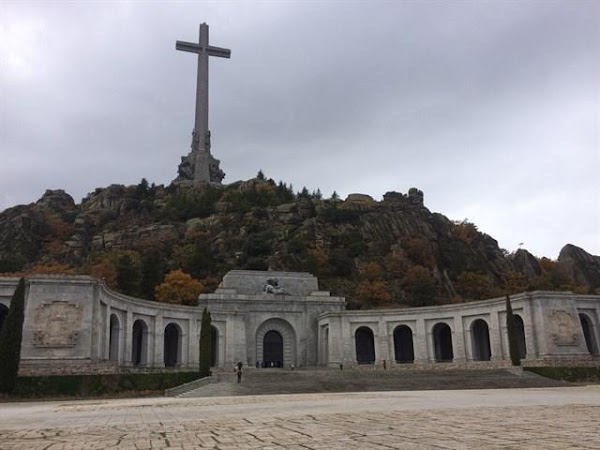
[263,330,284,367]
[256,318,296,368]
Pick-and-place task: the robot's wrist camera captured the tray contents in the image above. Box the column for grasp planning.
[452,315,467,362]
[489,310,503,361]
[415,318,429,363]
[153,315,164,368]
[123,309,133,366]
[377,318,390,364]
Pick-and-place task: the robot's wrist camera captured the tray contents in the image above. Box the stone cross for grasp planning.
[176,23,230,183]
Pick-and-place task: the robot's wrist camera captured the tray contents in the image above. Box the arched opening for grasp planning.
[393,325,414,363]
[109,314,120,362]
[355,326,375,364]
[514,315,527,359]
[132,319,148,366]
[579,313,598,355]
[164,323,181,367]
[210,325,218,367]
[471,319,491,361]
[256,318,296,368]
[263,330,284,367]
[0,304,8,335]
[433,323,453,362]
[322,326,329,366]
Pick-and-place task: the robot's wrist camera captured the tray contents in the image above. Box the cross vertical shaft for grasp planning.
[176,23,230,183]
[195,24,209,154]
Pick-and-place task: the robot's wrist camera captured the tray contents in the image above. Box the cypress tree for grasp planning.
[0,278,26,393]
[505,294,521,366]
[198,307,212,377]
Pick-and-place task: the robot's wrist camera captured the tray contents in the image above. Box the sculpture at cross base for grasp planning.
[174,23,229,185]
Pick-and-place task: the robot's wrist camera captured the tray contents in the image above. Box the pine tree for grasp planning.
[139,250,165,300]
[505,295,521,366]
[0,278,26,393]
[198,307,212,377]
[116,253,141,296]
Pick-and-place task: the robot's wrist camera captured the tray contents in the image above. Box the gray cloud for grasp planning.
[1,1,598,258]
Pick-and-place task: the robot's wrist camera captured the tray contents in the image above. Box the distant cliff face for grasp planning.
[0,181,597,307]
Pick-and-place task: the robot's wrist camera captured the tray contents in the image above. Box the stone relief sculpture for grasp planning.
[263,278,287,295]
[32,301,81,348]
[549,310,579,346]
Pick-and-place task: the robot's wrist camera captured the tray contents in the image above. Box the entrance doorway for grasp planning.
[580,313,598,355]
[0,304,8,335]
[164,323,181,367]
[471,319,491,361]
[514,315,527,359]
[355,326,375,364]
[433,323,453,362]
[393,325,414,363]
[211,326,218,366]
[132,319,148,366]
[263,330,283,367]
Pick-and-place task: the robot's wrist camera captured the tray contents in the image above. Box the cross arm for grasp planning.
[176,41,231,58]
[207,46,231,59]
[176,40,201,53]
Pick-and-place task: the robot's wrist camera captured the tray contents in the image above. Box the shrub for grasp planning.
[0,278,26,393]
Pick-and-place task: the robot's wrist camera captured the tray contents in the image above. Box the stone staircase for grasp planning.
[175,367,567,398]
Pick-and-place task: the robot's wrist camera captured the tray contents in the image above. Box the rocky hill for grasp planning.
[0,177,598,308]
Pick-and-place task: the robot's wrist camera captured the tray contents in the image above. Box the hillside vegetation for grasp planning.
[1,174,598,309]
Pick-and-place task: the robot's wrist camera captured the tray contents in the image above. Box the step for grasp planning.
[177,368,567,398]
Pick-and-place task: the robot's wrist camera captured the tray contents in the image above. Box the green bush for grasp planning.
[10,372,201,399]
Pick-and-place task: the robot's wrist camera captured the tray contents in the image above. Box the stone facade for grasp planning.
[0,271,598,376]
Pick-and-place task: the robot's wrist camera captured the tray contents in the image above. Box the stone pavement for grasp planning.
[1,386,599,449]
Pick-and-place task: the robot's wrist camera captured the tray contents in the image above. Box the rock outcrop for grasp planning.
[511,249,542,278]
[1,182,598,304]
[558,244,600,290]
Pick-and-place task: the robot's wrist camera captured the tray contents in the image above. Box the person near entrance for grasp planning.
[236,361,243,383]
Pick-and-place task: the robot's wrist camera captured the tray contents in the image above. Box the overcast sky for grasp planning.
[1,1,598,259]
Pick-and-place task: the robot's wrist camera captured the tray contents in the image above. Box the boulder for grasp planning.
[511,249,542,278]
[558,244,600,289]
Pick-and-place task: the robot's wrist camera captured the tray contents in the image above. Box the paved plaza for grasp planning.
[1,386,599,449]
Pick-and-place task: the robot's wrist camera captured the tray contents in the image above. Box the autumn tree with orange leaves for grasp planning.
[154,270,203,306]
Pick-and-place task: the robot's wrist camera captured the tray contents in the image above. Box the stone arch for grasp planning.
[514,314,527,359]
[132,319,149,366]
[471,319,491,361]
[109,314,120,362]
[164,323,182,367]
[263,330,284,367]
[393,325,414,363]
[256,318,296,368]
[0,304,8,335]
[355,326,376,364]
[210,325,218,367]
[579,313,598,355]
[433,322,453,362]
